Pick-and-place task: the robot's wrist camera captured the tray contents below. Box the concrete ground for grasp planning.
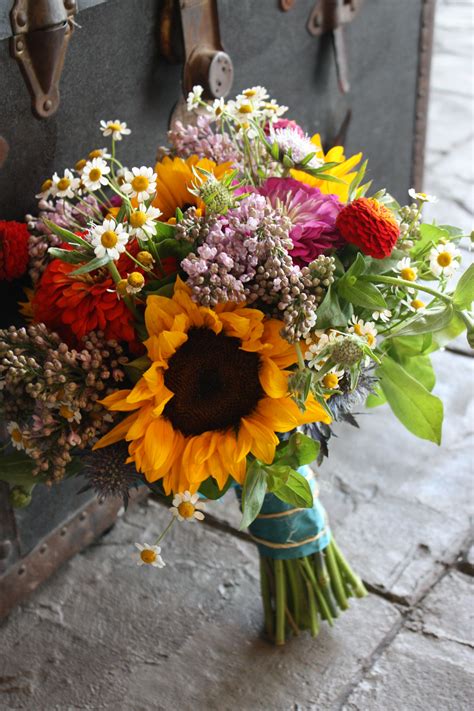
[1,2,473,709]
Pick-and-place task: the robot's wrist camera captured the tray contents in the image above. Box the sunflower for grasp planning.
[291,134,362,202]
[94,278,330,494]
[152,155,232,221]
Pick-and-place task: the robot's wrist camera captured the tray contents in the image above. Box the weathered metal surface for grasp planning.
[412,0,436,192]
[0,494,121,619]
[10,0,77,117]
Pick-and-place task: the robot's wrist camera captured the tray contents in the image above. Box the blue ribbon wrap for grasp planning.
[236,465,331,560]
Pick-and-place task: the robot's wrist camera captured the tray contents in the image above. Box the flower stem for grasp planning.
[295,342,306,370]
[274,559,286,645]
[330,539,367,598]
[361,274,452,305]
[107,261,141,320]
[154,516,176,545]
[260,558,274,639]
[324,542,349,610]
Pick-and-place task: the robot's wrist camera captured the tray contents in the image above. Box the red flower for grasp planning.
[0,220,29,280]
[335,198,400,259]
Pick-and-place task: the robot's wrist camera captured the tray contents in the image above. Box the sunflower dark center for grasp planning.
[163,328,263,436]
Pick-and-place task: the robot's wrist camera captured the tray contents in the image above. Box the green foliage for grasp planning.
[240,460,267,529]
[453,263,474,310]
[266,467,313,508]
[337,253,387,310]
[44,219,94,252]
[314,285,350,329]
[124,355,152,383]
[410,223,450,259]
[70,255,110,275]
[389,304,454,338]
[48,248,89,264]
[198,475,233,500]
[377,355,443,444]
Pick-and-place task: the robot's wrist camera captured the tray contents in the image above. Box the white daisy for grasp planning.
[261,100,288,119]
[402,297,427,313]
[58,403,82,424]
[82,157,110,191]
[100,119,131,141]
[170,491,205,522]
[270,127,323,169]
[397,257,418,282]
[186,85,204,111]
[321,368,345,390]
[134,543,165,568]
[208,97,226,119]
[372,309,392,323]
[128,203,162,239]
[7,421,26,451]
[121,166,157,202]
[90,218,129,261]
[35,177,55,200]
[429,242,461,278]
[52,169,80,199]
[408,188,438,203]
[88,147,112,160]
[349,316,377,348]
[236,86,269,104]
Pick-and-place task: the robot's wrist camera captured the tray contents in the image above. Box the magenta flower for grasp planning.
[257,178,344,266]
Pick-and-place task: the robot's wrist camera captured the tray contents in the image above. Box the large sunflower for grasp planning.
[291,134,362,202]
[152,155,232,221]
[94,278,330,494]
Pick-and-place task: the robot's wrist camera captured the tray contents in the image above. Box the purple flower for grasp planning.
[256,178,344,266]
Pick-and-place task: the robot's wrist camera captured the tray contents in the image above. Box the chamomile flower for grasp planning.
[261,100,288,119]
[128,203,162,239]
[237,86,269,104]
[36,178,56,200]
[305,330,339,369]
[349,316,377,347]
[397,257,418,282]
[135,543,165,568]
[82,157,110,191]
[403,297,427,313]
[408,188,438,203]
[58,403,81,424]
[52,169,80,199]
[90,218,129,261]
[126,272,145,295]
[208,97,226,119]
[170,491,205,522]
[321,368,345,390]
[7,421,26,451]
[186,85,204,111]
[372,309,392,323]
[100,119,131,141]
[429,242,460,278]
[121,167,157,202]
[88,147,112,160]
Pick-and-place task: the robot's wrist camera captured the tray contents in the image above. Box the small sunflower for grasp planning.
[94,278,330,495]
[152,155,232,222]
[291,134,362,202]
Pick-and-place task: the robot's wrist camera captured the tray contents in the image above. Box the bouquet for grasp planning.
[1,85,473,646]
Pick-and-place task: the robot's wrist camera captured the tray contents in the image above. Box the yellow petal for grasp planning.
[126,378,154,404]
[259,357,289,398]
[254,396,299,432]
[241,416,278,464]
[93,412,138,449]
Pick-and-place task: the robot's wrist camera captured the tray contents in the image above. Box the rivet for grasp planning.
[39,544,47,554]
[43,99,53,112]
[16,11,27,27]
[60,526,67,536]
[16,38,24,52]
[18,565,26,576]
[79,512,87,521]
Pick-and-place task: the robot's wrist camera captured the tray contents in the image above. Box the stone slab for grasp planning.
[342,629,473,711]
[0,499,401,711]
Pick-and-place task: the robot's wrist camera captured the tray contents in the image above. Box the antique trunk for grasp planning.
[0,0,435,616]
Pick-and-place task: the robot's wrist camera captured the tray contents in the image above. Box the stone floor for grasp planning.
[1,2,473,710]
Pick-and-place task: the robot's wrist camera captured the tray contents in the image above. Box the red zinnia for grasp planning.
[335,198,400,259]
[0,220,30,280]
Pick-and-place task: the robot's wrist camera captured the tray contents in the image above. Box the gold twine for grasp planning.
[249,524,329,550]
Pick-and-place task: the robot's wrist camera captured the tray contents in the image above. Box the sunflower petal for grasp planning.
[93,412,139,450]
[259,357,289,398]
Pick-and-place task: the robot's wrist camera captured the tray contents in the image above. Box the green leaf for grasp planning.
[287,432,320,466]
[315,285,350,329]
[389,334,433,358]
[347,159,368,201]
[453,263,474,310]
[377,356,443,444]
[198,475,233,500]
[270,141,281,160]
[410,223,450,258]
[124,355,152,383]
[337,278,388,310]
[240,460,267,529]
[399,355,436,391]
[271,468,314,509]
[154,221,177,240]
[365,383,386,408]
[298,151,316,167]
[48,247,89,264]
[427,312,465,352]
[389,304,454,338]
[43,219,93,250]
[70,255,110,275]
[345,252,368,279]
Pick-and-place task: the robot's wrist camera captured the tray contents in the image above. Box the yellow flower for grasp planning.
[152,156,232,222]
[291,134,362,202]
[94,278,330,495]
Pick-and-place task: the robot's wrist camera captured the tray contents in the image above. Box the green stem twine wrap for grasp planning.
[237,466,367,644]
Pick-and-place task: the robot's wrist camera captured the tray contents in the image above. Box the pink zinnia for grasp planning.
[257,178,344,266]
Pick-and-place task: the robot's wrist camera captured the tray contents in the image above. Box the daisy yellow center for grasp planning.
[128,272,144,288]
[130,210,147,228]
[322,373,339,389]
[178,502,196,519]
[239,104,253,114]
[401,267,417,281]
[57,177,71,191]
[137,250,154,267]
[101,230,118,248]
[163,328,263,436]
[89,149,103,158]
[131,175,149,192]
[59,404,74,420]
[367,333,376,347]
[11,428,22,443]
[75,160,86,171]
[215,106,223,116]
[437,251,452,267]
[41,178,53,191]
[88,167,102,182]
[353,324,363,336]
[263,103,277,111]
[117,279,128,295]
[109,122,122,131]
[411,299,425,310]
[243,89,257,97]
[140,549,156,564]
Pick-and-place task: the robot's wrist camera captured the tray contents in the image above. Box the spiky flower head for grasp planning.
[331,337,364,367]
[189,167,245,215]
[81,442,139,508]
